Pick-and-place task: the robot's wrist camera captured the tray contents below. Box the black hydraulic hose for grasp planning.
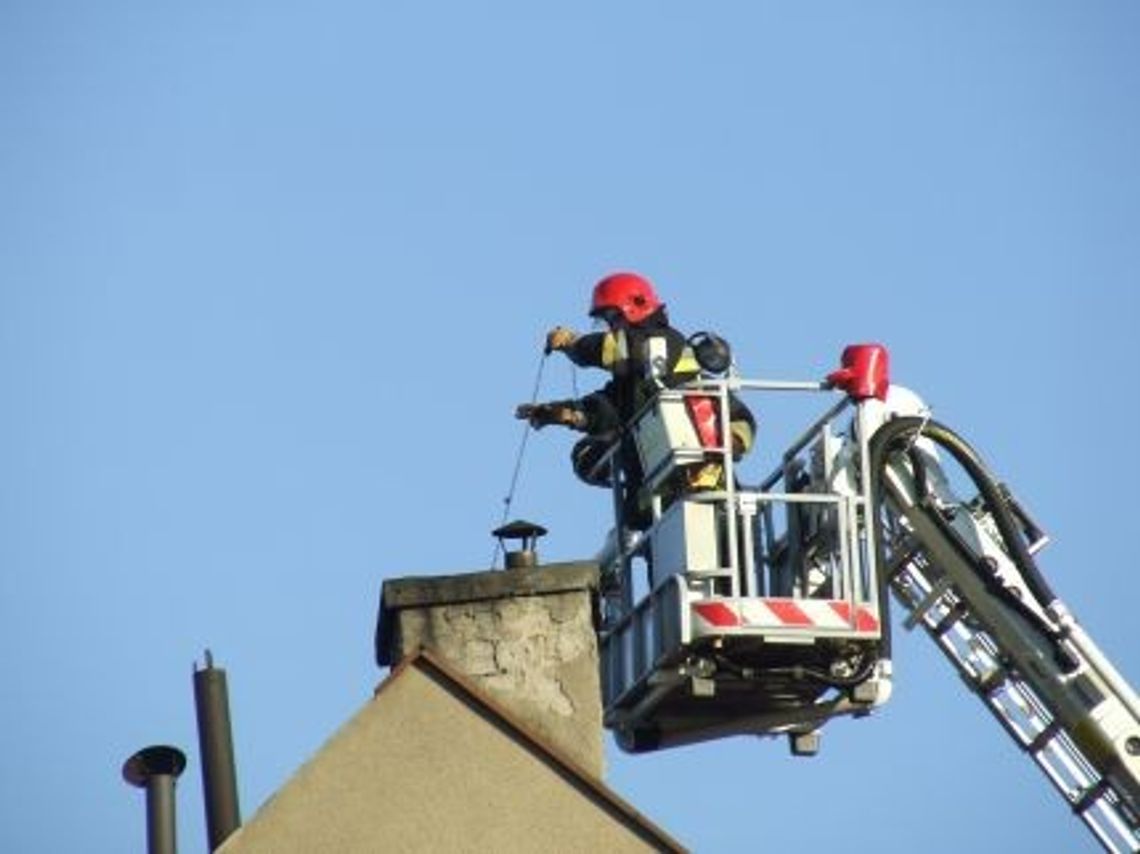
[766,660,879,689]
[869,417,1059,609]
[908,472,1064,652]
[716,656,877,690]
[868,415,1083,675]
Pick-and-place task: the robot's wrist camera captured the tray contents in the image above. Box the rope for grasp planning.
[490,351,548,569]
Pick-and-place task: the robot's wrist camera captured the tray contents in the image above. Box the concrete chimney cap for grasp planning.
[375,561,601,667]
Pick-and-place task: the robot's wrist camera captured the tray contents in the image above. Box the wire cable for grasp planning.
[490,351,548,569]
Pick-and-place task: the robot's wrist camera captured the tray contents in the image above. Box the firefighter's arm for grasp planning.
[547,328,624,372]
[515,401,588,431]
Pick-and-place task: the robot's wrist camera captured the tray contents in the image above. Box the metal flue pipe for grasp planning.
[122,745,187,854]
[193,649,242,851]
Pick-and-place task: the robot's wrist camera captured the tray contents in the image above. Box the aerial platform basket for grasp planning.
[597,372,893,755]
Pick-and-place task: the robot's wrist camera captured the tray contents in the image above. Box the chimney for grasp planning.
[376,523,604,777]
[193,650,242,851]
[122,745,187,854]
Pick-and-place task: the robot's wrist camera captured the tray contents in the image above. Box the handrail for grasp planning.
[599,374,878,627]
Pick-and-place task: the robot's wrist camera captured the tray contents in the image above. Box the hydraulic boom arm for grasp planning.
[872,416,1140,853]
[586,345,1139,850]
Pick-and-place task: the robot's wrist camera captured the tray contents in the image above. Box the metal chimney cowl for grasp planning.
[492,519,548,570]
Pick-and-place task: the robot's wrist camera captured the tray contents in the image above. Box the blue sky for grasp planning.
[2,2,1138,852]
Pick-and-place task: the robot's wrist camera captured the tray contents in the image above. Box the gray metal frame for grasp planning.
[598,375,888,741]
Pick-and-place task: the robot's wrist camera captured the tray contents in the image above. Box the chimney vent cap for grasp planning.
[492,519,548,541]
[122,745,187,787]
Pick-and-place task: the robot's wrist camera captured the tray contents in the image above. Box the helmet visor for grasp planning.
[589,306,624,329]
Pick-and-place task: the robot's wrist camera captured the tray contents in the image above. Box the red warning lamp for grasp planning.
[826,343,890,402]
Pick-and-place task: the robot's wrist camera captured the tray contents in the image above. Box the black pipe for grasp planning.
[869,416,1070,665]
[122,745,186,854]
[762,660,879,688]
[194,650,242,851]
[871,417,1059,607]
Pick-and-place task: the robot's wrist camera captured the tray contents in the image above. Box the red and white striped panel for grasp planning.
[693,598,880,634]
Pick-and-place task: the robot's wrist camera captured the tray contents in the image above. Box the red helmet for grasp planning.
[589,272,662,325]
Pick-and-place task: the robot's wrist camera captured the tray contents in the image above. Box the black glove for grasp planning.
[515,402,587,430]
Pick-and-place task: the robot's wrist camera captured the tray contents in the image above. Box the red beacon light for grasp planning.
[826,343,890,401]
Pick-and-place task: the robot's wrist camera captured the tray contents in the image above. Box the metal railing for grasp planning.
[598,375,884,710]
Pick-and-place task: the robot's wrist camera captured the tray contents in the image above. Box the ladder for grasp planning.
[879,464,1140,853]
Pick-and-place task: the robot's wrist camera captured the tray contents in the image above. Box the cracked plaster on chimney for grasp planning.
[388,572,603,776]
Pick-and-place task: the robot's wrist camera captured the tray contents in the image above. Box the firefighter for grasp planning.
[544,271,699,419]
[518,271,696,430]
[517,272,755,523]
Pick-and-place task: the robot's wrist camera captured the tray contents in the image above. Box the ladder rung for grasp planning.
[885,540,923,581]
[903,575,955,630]
[1072,779,1110,815]
[932,600,969,637]
[1026,719,1063,754]
[974,665,1009,698]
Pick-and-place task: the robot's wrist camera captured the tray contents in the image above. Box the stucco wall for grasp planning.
[219,660,682,854]
[381,564,604,777]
